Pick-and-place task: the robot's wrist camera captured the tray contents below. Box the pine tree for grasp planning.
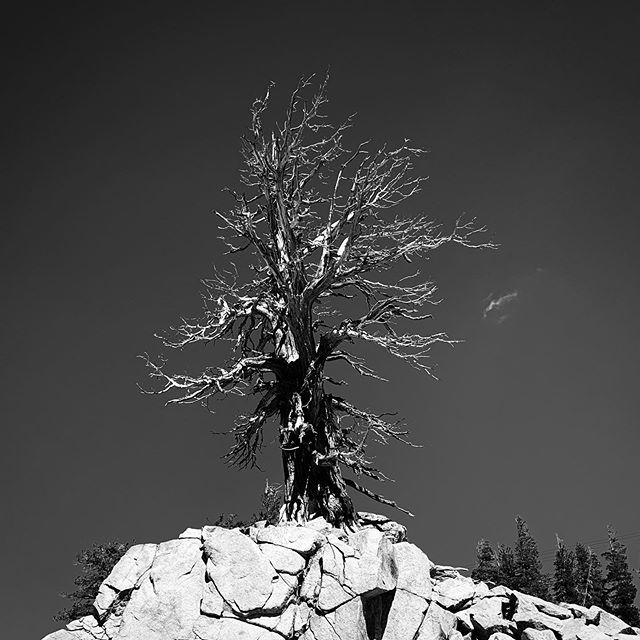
[575,543,606,608]
[211,480,283,529]
[513,515,550,599]
[54,541,130,623]
[472,539,498,583]
[141,77,492,527]
[602,527,640,626]
[496,544,518,589]
[553,534,578,604]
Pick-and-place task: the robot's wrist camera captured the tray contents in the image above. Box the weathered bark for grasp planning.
[142,79,492,527]
[278,387,357,528]
[281,445,357,527]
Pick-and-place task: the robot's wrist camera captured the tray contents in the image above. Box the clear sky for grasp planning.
[2,2,639,638]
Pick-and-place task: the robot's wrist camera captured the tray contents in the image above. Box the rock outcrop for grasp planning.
[43,514,640,640]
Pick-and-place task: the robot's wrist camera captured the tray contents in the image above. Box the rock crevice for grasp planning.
[43,516,640,640]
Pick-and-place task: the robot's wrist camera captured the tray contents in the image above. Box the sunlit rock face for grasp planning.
[42,514,640,640]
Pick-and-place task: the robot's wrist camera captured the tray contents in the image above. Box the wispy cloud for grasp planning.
[483,290,519,324]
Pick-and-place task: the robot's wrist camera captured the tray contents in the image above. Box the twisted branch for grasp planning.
[140,76,494,517]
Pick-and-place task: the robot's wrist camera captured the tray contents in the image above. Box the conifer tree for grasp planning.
[514,515,550,598]
[141,76,492,527]
[602,527,640,626]
[496,544,518,589]
[210,479,282,528]
[553,534,578,604]
[54,541,130,623]
[472,539,498,583]
[575,543,606,609]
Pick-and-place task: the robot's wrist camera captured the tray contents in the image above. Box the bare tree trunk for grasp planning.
[280,446,357,527]
[279,388,357,528]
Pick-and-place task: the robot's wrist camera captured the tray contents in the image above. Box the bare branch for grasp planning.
[140,77,493,526]
[344,477,414,517]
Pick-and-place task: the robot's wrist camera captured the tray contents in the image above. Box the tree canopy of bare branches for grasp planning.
[141,76,493,528]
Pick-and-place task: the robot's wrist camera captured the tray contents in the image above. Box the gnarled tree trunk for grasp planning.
[279,388,357,528]
[143,79,490,530]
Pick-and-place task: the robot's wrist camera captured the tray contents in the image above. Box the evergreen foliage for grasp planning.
[54,541,131,624]
[55,483,282,623]
[496,544,518,589]
[553,534,578,604]
[602,527,640,626]
[474,520,638,621]
[513,516,550,599]
[472,539,499,583]
[574,542,607,609]
[211,480,282,529]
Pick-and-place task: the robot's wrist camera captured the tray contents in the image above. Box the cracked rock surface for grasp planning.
[42,515,640,640]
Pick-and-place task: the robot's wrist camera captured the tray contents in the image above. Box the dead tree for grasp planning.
[141,76,492,528]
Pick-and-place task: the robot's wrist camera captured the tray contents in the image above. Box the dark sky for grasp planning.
[2,2,639,638]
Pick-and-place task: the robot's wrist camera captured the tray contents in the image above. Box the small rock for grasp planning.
[522,630,557,640]
[457,596,516,635]
[383,589,430,640]
[512,593,566,634]
[536,600,572,620]
[94,543,157,617]
[560,618,611,640]
[253,526,324,555]
[518,592,572,619]
[432,565,469,580]
[358,512,392,524]
[393,542,433,600]
[345,528,397,597]
[358,512,407,542]
[560,603,598,623]
[66,615,109,639]
[433,574,477,609]
[592,608,636,636]
[417,602,457,640]
[203,527,277,615]
[305,516,333,533]
[488,633,516,640]
[259,542,306,574]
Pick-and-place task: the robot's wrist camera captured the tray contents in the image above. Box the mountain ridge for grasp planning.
[43,514,640,640]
